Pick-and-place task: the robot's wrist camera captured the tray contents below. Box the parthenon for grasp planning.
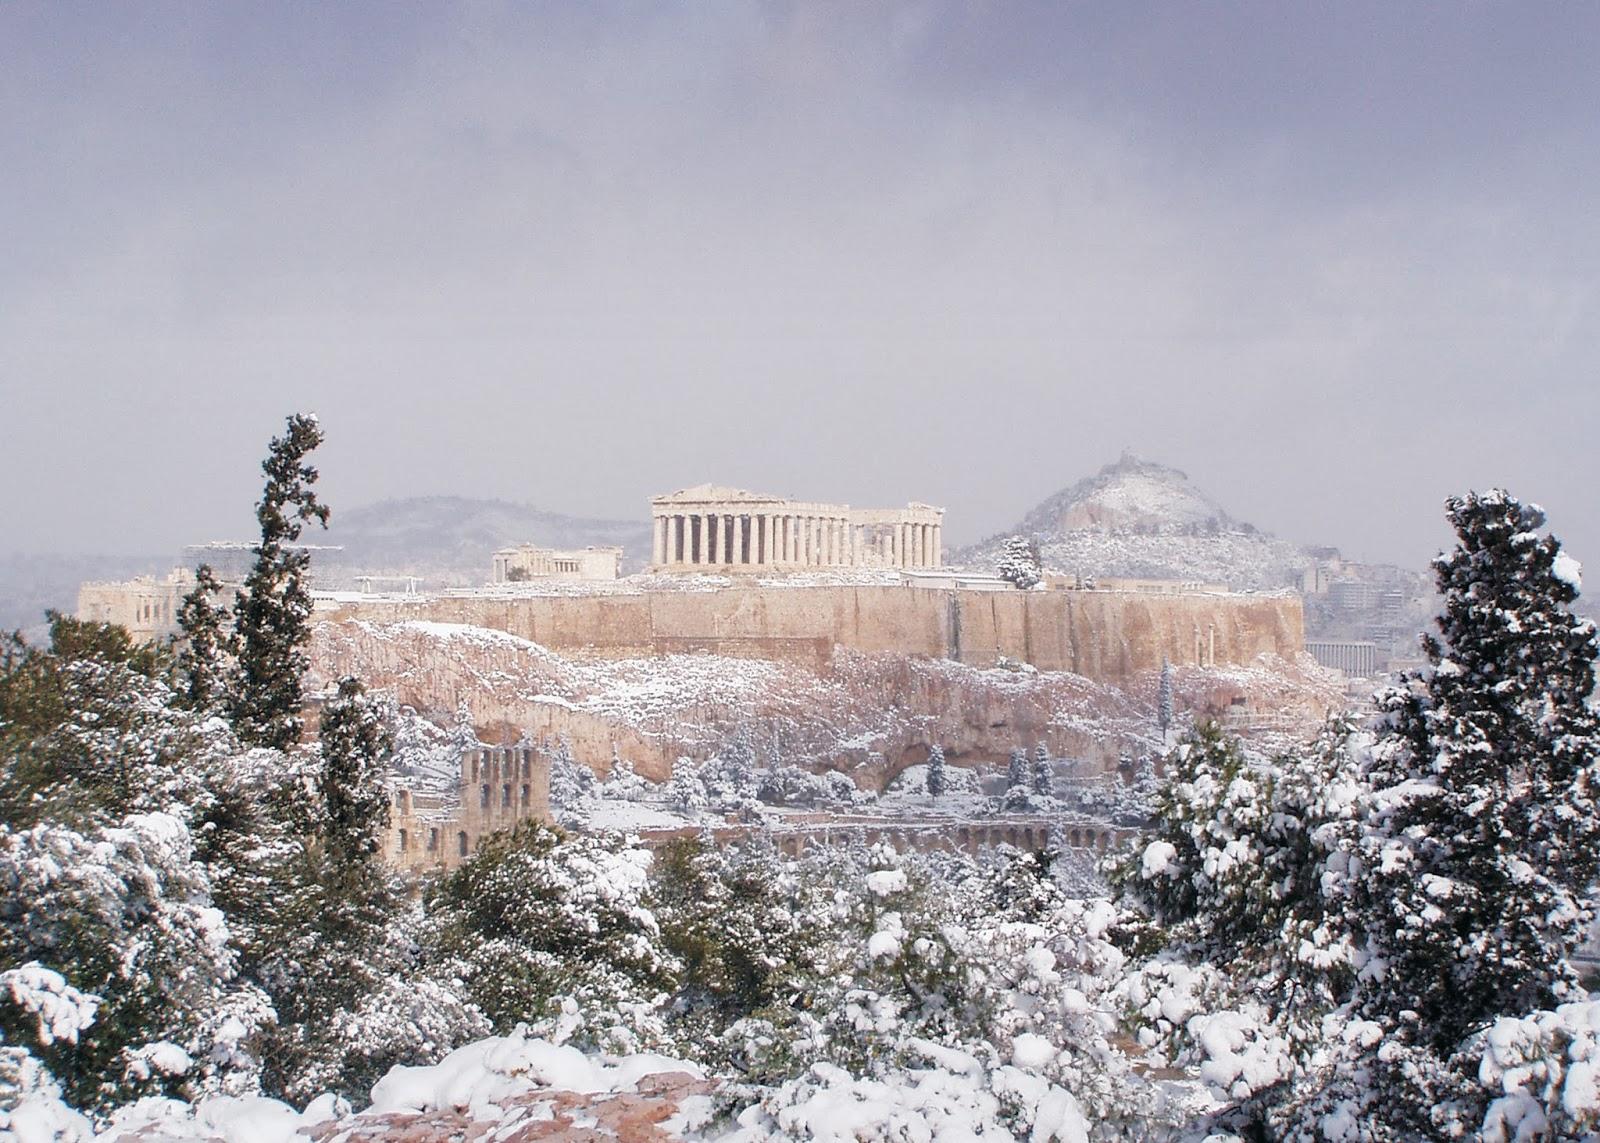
[651,484,944,571]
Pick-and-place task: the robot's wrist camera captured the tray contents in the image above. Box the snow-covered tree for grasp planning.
[1109,721,1363,1027]
[666,756,708,813]
[1007,747,1027,791]
[997,536,1043,590]
[173,564,233,712]
[1350,491,1599,1039]
[546,736,594,825]
[1031,744,1053,797]
[1296,490,1600,1133]
[317,676,391,863]
[0,815,271,1112]
[649,835,801,1064]
[229,414,330,750]
[926,745,947,798]
[424,823,673,1055]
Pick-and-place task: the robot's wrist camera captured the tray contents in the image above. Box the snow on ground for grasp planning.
[54,1028,1107,1143]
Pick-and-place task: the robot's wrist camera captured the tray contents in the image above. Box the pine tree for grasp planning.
[925,745,946,798]
[997,536,1043,589]
[1348,489,1600,1053]
[1157,659,1174,735]
[174,565,233,712]
[1031,744,1053,797]
[317,676,392,864]
[229,414,330,750]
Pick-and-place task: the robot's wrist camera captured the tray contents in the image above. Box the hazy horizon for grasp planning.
[5,4,1597,573]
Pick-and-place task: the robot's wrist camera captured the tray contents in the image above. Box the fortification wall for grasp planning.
[320,584,1302,682]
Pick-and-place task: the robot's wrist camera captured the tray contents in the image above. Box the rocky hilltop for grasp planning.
[959,454,1312,590]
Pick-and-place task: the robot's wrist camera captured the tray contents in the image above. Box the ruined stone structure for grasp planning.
[651,484,943,571]
[77,568,198,642]
[322,583,1303,684]
[630,815,1136,859]
[386,744,552,873]
[492,544,622,584]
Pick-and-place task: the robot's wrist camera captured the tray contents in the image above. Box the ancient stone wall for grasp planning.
[320,584,1302,683]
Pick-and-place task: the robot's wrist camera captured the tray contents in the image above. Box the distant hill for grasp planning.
[958,454,1310,590]
[314,496,654,586]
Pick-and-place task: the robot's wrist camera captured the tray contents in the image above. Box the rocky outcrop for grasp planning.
[310,619,1341,789]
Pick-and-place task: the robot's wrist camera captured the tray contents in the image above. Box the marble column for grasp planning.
[652,517,665,565]
[932,524,942,567]
[734,515,745,565]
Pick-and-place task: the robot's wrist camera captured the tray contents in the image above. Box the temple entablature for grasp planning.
[650,484,943,572]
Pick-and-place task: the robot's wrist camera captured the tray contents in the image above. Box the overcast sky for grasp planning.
[4,2,1597,569]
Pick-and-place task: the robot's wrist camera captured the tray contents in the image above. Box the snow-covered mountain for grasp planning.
[959,454,1310,590]
[315,496,654,584]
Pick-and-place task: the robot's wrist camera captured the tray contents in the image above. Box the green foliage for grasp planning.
[229,413,330,750]
[650,836,798,1059]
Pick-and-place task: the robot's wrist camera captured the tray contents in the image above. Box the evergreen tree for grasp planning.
[1031,744,1053,797]
[1004,747,1030,809]
[1347,490,1600,1052]
[1006,747,1027,791]
[317,676,392,864]
[229,414,330,750]
[1157,659,1174,735]
[174,565,233,712]
[997,536,1043,589]
[926,745,946,798]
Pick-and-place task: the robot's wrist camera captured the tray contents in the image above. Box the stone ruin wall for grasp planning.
[320,583,1304,683]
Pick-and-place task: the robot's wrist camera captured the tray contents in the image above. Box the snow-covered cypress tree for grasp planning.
[1031,745,1053,797]
[317,676,392,863]
[1157,659,1174,735]
[1347,490,1600,1060]
[1006,747,1027,791]
[926,745,946,798]
[174,564,233,712]
[229,414,330,750]
[997,536,1043,589]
